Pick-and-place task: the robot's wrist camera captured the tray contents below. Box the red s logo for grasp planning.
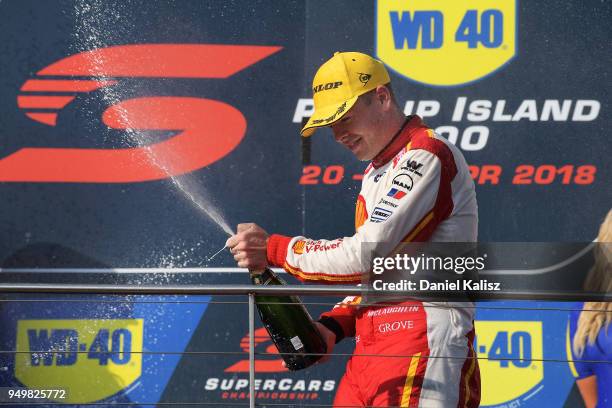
[5,44,281,182]
[225,327,288,373]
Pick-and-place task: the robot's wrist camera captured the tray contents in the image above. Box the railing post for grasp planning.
[248,292,255,408]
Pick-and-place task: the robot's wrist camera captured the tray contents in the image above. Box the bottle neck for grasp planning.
[251,268,276,285]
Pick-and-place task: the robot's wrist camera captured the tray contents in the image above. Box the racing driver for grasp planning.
[227,51,480,407]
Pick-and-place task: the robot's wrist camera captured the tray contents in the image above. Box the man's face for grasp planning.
[330,93,386,161]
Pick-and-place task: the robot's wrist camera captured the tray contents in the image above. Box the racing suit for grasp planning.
[267,116,480,407]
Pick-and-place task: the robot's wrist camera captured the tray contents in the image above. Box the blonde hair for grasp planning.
[573,210,612,357]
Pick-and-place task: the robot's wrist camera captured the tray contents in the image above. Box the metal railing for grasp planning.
[1,281,611,407]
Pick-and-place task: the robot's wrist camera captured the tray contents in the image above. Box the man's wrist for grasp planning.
[266,234,291,267]
[318,316,344,344]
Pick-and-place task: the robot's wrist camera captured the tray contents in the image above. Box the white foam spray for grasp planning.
[71,2,234,239]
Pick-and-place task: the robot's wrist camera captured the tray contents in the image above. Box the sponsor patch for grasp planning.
[386,188,407,200]
[292,240,306,255]
[401,160,424,176]
[378,198,398,208]
[355,195,368,230]
[303,239,343,253]
[370,207,393,222]
[367,305,420,317]
[357,72,372,86]
[312,81,343,94]
[391,173,414,192]
[378,320,415,333]
[373,171,386,182]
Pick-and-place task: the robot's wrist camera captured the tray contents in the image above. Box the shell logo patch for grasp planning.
[292,240,306,255]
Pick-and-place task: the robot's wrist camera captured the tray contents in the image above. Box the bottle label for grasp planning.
[290,336,304,351]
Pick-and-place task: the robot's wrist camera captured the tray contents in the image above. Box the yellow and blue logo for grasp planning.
[475,321,543,406]
[376,0,517,86]
[15,319,144,403]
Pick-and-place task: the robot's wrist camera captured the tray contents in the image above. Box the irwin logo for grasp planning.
[313,81,342,94]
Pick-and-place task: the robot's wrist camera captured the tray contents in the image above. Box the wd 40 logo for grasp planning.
[376,0,517,86]
[475,321,543,407]
[15,319,143,403]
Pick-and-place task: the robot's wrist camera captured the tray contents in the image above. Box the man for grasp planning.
[227,52,480,407]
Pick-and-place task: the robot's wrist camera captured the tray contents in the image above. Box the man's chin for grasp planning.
[346,144,373,161]
[354,150,374,161]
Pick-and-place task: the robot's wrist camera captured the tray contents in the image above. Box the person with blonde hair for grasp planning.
[570,210,612,408]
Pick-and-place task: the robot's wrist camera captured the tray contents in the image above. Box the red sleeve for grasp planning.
[266,234,291,267]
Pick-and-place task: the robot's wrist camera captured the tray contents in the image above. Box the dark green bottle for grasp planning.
[251,268,327,371]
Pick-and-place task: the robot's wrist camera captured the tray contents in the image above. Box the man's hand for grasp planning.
[226,223,269,270]
[280,322,337,369]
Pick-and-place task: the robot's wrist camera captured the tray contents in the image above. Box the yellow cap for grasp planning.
[301,52,390,137]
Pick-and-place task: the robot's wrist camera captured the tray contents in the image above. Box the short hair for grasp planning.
[360,83,397,106]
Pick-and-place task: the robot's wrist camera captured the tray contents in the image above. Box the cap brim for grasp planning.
[300,95,359,137]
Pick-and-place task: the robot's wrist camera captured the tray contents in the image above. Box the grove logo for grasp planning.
[15,319,144,403]
[4,44,280,182]
[376,0,517,86]
[475,321,543,407]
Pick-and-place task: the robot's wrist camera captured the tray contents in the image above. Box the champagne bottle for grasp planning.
[250,268,327,371]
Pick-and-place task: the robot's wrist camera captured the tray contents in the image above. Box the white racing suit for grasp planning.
[267,116,480,407]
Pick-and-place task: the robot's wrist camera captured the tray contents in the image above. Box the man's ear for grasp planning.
[375,85,392,108]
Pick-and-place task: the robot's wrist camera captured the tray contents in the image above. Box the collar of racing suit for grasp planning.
[371,115,428,169]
